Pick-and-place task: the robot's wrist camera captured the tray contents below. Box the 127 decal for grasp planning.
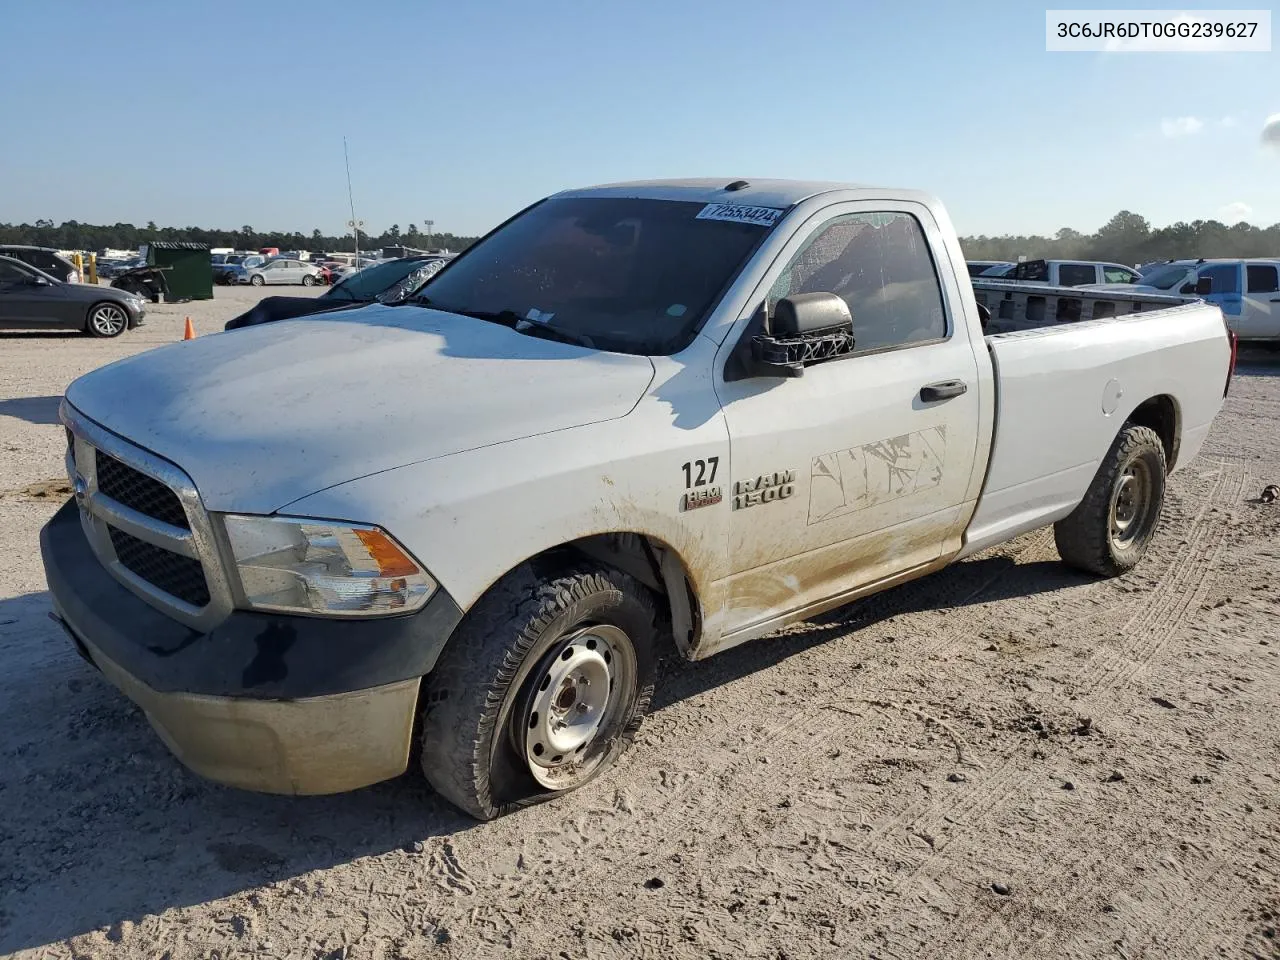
[680,457,722,511]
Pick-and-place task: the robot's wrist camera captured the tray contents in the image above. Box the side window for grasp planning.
[0,261,28,283]
[1103,266,1137,283]
[1199,264,1240,294]
[1246,264,1279,294]
[1058,263,1096,286]
[768,211,946,353]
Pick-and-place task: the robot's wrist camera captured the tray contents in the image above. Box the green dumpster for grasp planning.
[144,241,213,301]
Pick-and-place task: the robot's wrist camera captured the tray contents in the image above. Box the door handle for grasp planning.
[920,380,967,402]
[1270,297,1280,302]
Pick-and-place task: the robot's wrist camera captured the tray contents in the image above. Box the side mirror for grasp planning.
[1194,277,1213,296]
[748,293,855,378]
[1179,283,1195,295]
[28,276,51,286]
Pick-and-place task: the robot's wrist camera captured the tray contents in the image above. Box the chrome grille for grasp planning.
[96,451,190,529]
[107,527,211,607]
[61,400,234,631]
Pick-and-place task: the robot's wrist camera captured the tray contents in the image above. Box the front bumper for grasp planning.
[41,500,463,794]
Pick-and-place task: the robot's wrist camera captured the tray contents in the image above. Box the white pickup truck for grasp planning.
[41,179,1234,820]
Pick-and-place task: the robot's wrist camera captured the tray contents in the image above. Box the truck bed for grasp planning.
[960,300,1231,556]
[971,280,1193,333]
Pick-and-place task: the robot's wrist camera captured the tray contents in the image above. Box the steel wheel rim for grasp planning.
[1110,458,1152,549]
[514,624,636,790]
[91,305,125,335]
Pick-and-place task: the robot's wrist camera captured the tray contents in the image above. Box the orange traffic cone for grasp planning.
[183,317,196,340]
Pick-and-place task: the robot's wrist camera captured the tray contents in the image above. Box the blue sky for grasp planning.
[2,0,1276,238]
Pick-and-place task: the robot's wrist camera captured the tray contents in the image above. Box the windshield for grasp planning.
[414,197,774,355]
[324,258,434,301]
[979,263,1016,277]
[1141,264,1192,290]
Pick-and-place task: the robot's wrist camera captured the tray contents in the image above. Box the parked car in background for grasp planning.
[0,255,146,336]
[1086,258,1280,343]
[215,254,268,285]
[0,245,81,284]
[980,259,1142,287]
[241,258,324,286]
[97,257,145,279]
[225,255,451,329]
[966,260,1011,278]
[327,257,380,282]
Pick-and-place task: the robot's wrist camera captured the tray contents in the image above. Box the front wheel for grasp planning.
[249,274,265,286]
[86,302,128,338]
[420,563,659,820]
[1054,424,1167,576]
[301,274,316,286]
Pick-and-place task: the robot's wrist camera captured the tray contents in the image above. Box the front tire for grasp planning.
[302,274,316,286]
[420,563,659,820]
[249,274,265,286]
[86,302,128,338]
[1054,424,1167,576]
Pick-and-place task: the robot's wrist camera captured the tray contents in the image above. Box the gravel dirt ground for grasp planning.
[1,291,1278,960]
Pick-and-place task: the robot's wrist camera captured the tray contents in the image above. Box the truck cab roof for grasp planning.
[553,178,890,209]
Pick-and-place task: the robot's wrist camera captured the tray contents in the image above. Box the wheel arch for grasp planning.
[444,532,705,661]
[1125,394,1181,470]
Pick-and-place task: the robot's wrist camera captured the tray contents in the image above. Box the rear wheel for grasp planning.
[419,562,658,820]
[1054,424,1166,576]
[86,302,128,338]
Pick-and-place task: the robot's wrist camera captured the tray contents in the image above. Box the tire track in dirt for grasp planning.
[1071,459,1244,706]
[897,461,1250,960]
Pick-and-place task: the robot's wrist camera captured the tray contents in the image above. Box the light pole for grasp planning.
[347,219,364,263]
[424,219,434,251]
[344,137,362,263]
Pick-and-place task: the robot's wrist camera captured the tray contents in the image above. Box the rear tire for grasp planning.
[1054,424,1167,577]
[419,562,659,820]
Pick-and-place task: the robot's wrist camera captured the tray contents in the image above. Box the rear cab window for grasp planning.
[1057,263,1097,286]
[1246,263,1279,294]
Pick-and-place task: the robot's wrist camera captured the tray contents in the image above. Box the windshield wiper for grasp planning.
[514,315,596,348]
[414,304,597,348]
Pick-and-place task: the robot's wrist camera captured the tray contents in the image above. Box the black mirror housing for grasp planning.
[1194,277,1213,296]
[771,292,853,337]
[742,293,856,379]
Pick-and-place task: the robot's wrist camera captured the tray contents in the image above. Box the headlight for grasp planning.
[223,515,435,616]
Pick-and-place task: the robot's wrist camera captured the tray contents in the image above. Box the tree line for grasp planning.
[0,220,479,255]
[959,211,1280,266]
[2,210,1278,266]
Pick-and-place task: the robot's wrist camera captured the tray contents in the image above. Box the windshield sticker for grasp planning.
[695,203,783,228]
[526,308,556,322]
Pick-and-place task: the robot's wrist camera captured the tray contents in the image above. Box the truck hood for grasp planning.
[66,305,655,513]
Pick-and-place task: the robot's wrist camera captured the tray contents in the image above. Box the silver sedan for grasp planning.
[242,259,325,287]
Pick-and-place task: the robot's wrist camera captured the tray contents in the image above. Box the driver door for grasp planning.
[713,202,985,642]
[0,260,42,323]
